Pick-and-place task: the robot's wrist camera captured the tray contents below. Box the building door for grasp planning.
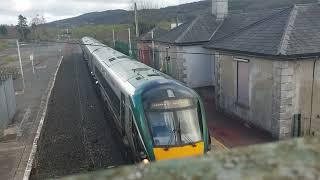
[310,60,320,136]
[236,60,249,107]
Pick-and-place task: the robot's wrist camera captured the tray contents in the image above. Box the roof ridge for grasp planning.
[209,6,293,45]
[277,5,299,55]
[175,16,201,43]
[209,20,224,41]
[153,22,189,43]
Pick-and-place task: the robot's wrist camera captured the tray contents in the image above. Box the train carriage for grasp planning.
[81,37,210,161]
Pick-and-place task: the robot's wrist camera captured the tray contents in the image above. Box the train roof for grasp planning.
[81,37,174,90]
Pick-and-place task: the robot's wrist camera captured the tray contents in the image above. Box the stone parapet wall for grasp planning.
[61,136,320,180]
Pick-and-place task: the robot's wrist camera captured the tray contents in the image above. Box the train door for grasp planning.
[124,103,145,161]
[125,105,134,148]
[310,60,320,136]
[120,93,126,135]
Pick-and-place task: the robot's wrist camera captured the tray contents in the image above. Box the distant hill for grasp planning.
[47,0,317,27]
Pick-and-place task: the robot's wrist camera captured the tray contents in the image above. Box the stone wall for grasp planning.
[273,61,295,139]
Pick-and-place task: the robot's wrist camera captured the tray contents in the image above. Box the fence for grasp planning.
[0,76,16,136]
[115,41,138,59]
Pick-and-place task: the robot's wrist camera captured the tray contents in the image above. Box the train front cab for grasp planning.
[134,83,210,161]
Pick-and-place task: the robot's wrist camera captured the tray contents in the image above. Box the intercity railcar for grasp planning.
[81,37,210,161]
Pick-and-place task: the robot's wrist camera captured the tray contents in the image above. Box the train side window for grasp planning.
[128,108,134,139]
[94,66,120,116]
[197,102,204,134]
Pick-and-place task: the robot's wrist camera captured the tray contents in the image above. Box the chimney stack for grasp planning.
[212,0,228,21]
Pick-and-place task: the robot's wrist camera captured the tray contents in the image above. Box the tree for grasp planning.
[31,14,46,26]
[16,15,30,41]
[130,1,159,37]
[0,25,8,36]
[30,14,47,40]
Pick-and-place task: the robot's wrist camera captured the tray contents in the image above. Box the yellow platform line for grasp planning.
[211,136,230,152]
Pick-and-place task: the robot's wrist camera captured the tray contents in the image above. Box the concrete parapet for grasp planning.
[61,137,320,180]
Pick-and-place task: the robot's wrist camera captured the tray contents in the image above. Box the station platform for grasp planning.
[195,87,275,151]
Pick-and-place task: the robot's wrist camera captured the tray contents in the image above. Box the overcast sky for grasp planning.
[0,0,201,25]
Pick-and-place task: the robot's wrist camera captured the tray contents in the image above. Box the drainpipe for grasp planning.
[309,57,318,136]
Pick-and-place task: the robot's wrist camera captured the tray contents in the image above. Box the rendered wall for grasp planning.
[215,52,320,139]
[215,53,277,137]
[181,45,214,88]
[156,43,214,88]
[292,59,320,137]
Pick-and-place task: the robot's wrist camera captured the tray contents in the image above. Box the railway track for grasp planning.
[30,45,130,179]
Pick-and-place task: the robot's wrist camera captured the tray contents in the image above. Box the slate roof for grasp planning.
[206,3,320,57]
[139,27,168,42]
[155,13,220,45]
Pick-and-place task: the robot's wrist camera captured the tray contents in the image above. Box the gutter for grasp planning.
[208,48,320,61]
[154,40,209,47]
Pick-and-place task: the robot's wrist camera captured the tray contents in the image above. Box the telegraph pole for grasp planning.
[128,28,132,56]
[134,2,139,37]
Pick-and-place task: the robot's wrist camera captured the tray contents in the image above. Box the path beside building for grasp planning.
[196,87,275,150]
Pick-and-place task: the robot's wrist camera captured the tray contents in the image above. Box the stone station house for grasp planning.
[205,3,320,139]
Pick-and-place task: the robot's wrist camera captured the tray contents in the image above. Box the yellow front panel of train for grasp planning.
[153,142,204,161]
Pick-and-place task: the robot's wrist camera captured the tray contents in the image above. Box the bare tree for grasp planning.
[134,0,159,10]
[30,14,47,40]
[31,14,46,26]
[129,1,160,36]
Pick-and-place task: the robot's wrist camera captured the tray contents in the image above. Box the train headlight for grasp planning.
[143,159,149,164]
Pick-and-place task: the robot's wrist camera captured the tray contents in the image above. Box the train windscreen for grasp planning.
[143,86,202,146]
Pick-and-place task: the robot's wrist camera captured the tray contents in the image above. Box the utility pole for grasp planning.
[134,2,139,37]
[16,40,25,92]
[128,28,132,56]
[151,30,155,67]
[112,28,116,47]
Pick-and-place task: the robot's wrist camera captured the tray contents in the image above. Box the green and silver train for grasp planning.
[81,37,210,161]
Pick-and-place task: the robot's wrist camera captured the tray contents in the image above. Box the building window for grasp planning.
[236,58,249,107]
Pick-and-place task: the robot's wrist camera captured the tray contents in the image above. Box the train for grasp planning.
[81,37,210,162]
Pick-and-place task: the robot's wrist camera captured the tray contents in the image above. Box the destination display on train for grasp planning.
[150,99,194,110]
